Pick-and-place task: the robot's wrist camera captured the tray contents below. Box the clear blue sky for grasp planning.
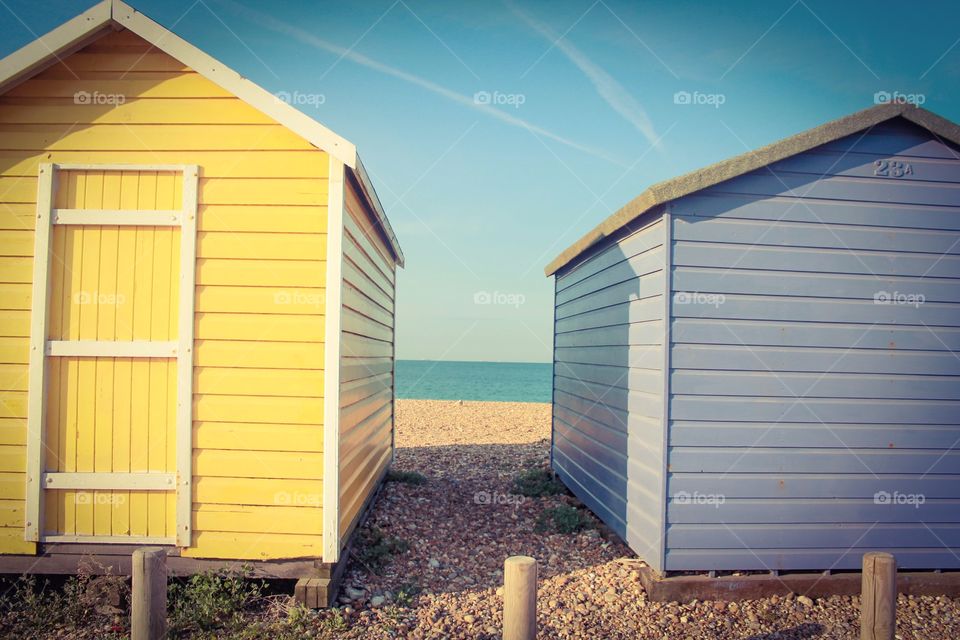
[4,1,960,362]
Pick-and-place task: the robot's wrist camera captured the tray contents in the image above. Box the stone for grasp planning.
[370,595,386,608]
[798,595,814,608]
[344,586,365,600]
[428,558,441,569]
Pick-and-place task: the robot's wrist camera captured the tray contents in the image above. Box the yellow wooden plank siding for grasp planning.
[0,158,33,553]
[338,177,396,546]
[0,29,327,558]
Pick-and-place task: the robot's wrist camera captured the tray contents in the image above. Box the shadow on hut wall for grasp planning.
[550,207,667,571]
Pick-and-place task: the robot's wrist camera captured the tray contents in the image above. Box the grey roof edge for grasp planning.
[350,155,405,267]
[544,103,960,276]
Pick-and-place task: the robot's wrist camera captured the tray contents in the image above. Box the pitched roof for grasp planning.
[0,0,404,266]
[545,103,960,276]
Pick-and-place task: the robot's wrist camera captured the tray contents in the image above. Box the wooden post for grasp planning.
[503,555,537,640]
[861,552,896,640]
[132,548,167,640]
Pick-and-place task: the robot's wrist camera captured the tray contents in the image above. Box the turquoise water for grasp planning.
[395,360,552,403]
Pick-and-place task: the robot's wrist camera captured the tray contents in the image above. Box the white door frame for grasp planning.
[24,163,198,546]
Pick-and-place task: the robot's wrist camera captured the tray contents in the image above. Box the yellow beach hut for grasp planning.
[0,0,403,604]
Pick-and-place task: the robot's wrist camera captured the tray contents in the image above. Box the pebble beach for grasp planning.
[327,399,960,639]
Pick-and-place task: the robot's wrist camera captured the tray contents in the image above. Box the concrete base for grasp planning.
[639,566,960,602]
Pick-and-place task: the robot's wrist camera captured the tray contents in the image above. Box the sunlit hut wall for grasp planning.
[0,0,403,571]
[545,104,960,574]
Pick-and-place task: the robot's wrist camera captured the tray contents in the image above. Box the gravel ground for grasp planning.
[323,399,960,639]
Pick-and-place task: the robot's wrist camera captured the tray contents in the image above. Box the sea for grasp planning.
[395,360,552,403]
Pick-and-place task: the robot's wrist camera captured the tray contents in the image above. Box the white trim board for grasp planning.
[54,163,195,171]
[43,472,176,491]
[44,535,176,545]
[0,2,113,95]
[322,155,345,564]
[23,163,55,542]
[175,165,199,547]
[53,209,182,226]
[109,1,357,166]
[47,339,177,358]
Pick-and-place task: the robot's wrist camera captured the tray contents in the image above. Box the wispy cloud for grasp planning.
[509,2,660,147]
[209,0,625,166]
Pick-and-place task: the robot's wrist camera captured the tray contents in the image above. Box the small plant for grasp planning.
[386,468,428,485]
[512,467,566,497]
[378,604,406,632]
[167,566,264,634]
[318,608,349,635]
[535,505,595,534]
[0,575,62,638]
[394,581,421,607]
[353,527,410,574]
[215,595,319,640]
[0,560,129,639]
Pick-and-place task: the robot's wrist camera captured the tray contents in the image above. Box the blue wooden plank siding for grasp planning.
[665,118,960,571]
[552,210,668,570]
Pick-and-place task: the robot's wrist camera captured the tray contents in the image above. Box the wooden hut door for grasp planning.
[24,164,197,546]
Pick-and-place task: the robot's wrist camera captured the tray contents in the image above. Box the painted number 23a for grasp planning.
[874,159,914,178]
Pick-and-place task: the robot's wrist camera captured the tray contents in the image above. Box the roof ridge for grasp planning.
[545,103,959,276]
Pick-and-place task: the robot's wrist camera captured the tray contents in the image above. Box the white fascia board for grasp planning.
[0,0,113,94]
[110,0,357,168]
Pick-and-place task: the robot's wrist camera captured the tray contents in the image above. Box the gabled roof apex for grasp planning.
[0,0,404,265]
[0,0,356,166]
